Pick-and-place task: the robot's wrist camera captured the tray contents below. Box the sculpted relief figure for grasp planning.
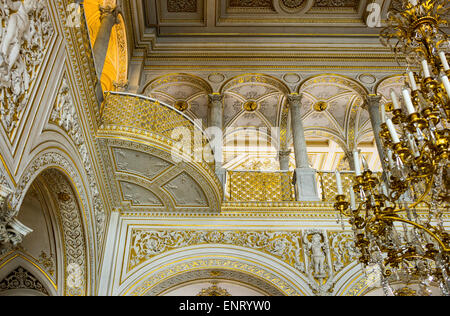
[0,0,37,71]
[304,232,327,277]
[0,0,52,134]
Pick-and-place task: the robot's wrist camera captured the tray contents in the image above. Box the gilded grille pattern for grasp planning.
[101,93,215,170]
[317,171,383,202]
[227,171,295,202]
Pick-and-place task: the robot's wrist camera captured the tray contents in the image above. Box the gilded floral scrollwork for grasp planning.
[128,229,305,272]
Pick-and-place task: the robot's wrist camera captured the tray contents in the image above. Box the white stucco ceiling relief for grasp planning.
[142,74,212,128]
[97,137,222,213]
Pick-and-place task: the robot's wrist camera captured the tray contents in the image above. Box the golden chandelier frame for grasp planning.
[334,0,449,296]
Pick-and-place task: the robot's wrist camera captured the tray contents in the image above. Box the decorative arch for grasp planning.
[375,74,408,104]
[141,73,213,128]
[119,245,312,296]
[0,255,56,296]
[8,151,94,296]
[285,74,370,154]
[222,127,280,171]
[220,74,290,131]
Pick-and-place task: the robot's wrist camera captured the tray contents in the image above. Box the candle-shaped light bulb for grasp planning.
[361,154,369,171]
[380,103,386,123]
[408,71,418,91]
[402,89,416,115]
[442,75,450,99]
[349,188,356,210]
[386,119,401,144]
[387,148,395,169]
[353,150,362,176]
[335,171,343,195]
[439,52,450,71]
[390,90,401,110]
[422,59,431,78]
[381,182,389,197]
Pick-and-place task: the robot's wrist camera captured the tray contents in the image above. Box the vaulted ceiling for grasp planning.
[116,0,411,172]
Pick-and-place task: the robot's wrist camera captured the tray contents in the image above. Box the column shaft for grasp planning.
[278,150,291,171]
[287,93,320,201]
[288,94,310,169]
[365,95,387,171]
[208,94,226,186]
[93,6,118,80]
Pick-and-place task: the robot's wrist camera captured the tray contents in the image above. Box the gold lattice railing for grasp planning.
[227,170,295,202]
[316,171,383,202]
[100,92,215,170]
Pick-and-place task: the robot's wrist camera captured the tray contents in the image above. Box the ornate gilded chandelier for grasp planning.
[334,0,449,296]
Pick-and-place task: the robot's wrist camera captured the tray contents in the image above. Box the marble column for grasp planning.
[288,93,320,201]
[345,150,356,171]
[208,93,226,186]
[93,5,119,80]
[364,94,387,171]
[278,149,291,171]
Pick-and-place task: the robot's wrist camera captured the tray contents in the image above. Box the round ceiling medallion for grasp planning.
[278,0,307,13]
[174,100,189,112]
[313,101,328,112]
[243,100,258,112]
[208,73,226,83]
[358,73,377,85]
[283,73,301,84]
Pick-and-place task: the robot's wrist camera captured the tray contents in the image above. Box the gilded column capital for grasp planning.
[278,149,292,159]
[113,80,129,92]
[287,93,303,108]
[363,94,382,110]
[208,93,224,104]
[99,5,120,24]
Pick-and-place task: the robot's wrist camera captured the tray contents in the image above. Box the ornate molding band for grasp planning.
[127,228,360,296]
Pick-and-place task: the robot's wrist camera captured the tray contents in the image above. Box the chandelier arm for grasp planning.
[381,215,450,252]
[392,173,434,213]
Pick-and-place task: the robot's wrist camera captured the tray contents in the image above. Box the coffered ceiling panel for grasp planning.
[142,0,389,35]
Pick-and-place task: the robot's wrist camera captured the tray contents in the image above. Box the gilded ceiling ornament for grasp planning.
[280,0,305,9]
[128,229,305,272]
[174,100,189,112]
[197,284,232,296]
[0,266,48,295]
[313,101,328,112]
[394,286,418,297]
[229,0,274,8]
[243,100,258,112]
[0,0,53,136]
[38,251,56,278]
[313,0,357,7]
[167,0,197,12]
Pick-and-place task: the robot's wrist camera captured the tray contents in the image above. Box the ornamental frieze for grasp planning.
[127,229,358,296]
[127,228,360,295]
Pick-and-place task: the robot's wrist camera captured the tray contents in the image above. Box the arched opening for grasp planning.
[0,167,90,296]
[119,245,310,296]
